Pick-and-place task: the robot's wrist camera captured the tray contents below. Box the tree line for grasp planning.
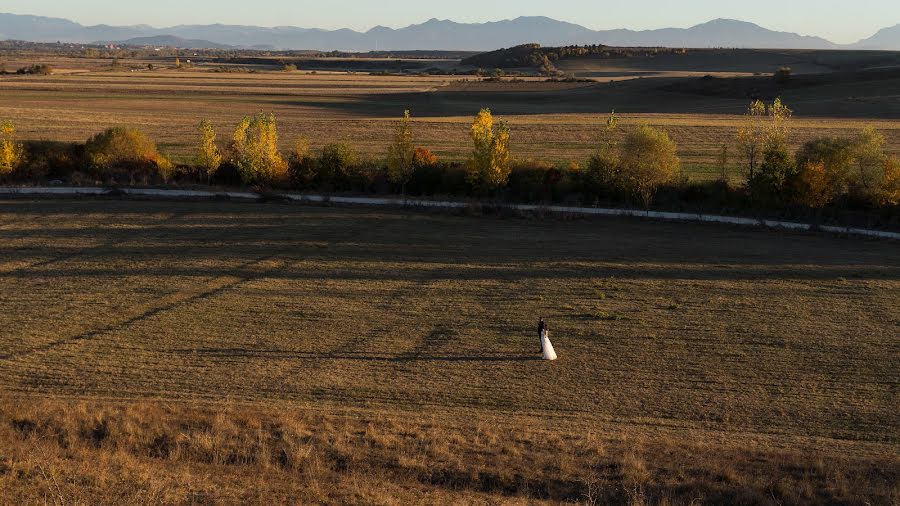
[0,101,898,225]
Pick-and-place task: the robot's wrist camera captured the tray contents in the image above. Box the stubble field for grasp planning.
[0,199,898,504]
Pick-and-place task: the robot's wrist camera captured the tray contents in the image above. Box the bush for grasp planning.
[412,147,438,168]
[618,124,680,208]
[21,140,84,181]
[84,127,167,183]
[507,159,557,202]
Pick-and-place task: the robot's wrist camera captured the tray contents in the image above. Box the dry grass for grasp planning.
[0,199,898,503]
[2,398,897,505]
[1,65,898,180]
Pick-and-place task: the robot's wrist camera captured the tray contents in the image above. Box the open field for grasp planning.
[1,61,899,180]
[0,199,898,503]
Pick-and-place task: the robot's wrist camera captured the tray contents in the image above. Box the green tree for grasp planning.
[618,124,680,208]
[0,120,25,176]
[748,142,796,207]
[197,120,222,183]
[386,110,415,195]
[318,142,357,188]
[466,108,512,193]
[231,112,288,186]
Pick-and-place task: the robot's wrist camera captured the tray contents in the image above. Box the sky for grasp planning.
[3,0,898,44]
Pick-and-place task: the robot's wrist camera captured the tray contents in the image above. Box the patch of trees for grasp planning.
[462,44,689,72]
[2,99,898,229]
[15,64,53,75]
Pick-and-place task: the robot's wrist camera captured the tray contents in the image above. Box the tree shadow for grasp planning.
[169,348,542,362]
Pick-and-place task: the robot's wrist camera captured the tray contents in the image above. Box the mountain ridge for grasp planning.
[1,12,898,51]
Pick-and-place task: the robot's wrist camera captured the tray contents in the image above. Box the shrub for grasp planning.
[507,159,556,202]
[231,113,288,186]
[197,120,222,182]
[467,108,511,194]
[21,140,83,181]
[84,127,166,182]
[283,64,298,72]
[0,120,25,176]
[618,124,680,208]
[412,147,438,168]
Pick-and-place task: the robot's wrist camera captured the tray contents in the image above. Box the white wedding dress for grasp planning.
[541,330,558,361]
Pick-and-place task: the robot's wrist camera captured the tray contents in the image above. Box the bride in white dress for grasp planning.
[541,328,558,361]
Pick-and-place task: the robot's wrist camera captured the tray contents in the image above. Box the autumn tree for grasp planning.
[585,111,621,197]
[736,99,767,178]
[766,98,793,148]
[736,98,792,179]
[85,127,170,183]
[231,112,288,186]
[851,126,887,202]
[196,120,222,183]
[618,124,680,208]
[0,120,24,176]
[386,110,415,195]
[793,161,831,208]
[878,156,900,206]
[467,108,511,193]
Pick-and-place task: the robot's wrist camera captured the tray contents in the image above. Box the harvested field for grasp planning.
[0,199,898,503]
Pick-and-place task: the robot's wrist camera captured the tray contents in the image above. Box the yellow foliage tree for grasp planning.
[467,108,511,193]
[197,120,222,183]
[878,156,900,206]
[793,161,831,208]
[736,100,766,178]
[386,110,415,193]
[766,97,793,148]
[851,126,887,201]
[0,120,25,176]
[619,124,681,208]
[736,98,792,179]
[231,112,288,185]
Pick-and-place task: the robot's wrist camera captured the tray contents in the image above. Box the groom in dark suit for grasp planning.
[538,317,546,353]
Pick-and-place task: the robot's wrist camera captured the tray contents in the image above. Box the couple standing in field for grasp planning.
[538,318,557,361]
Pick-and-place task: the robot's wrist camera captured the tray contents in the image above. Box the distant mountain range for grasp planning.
[1,13,898,51]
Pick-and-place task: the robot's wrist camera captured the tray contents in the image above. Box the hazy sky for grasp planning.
[3,0,898,43]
